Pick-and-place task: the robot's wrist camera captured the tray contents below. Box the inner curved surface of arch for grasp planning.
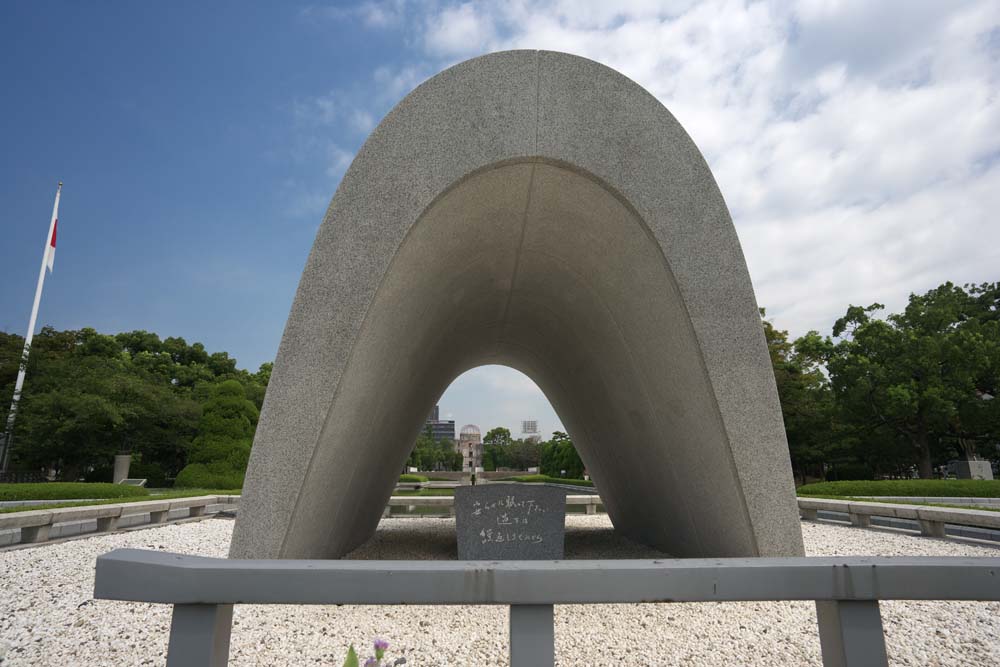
[230,50,803,562]
[279,160,757,558]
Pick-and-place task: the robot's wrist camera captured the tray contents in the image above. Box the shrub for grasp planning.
[0,482,150,501]
[173,463,244,490]
[503,474,594,487]
[398,474,429,483]
[82,466,114,483]
[176,380,257,488]
[824,463,875,481]
[797,479,1000,498]
[129,461,168,487]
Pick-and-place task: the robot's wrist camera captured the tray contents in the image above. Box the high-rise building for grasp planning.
[425,405,455,442]
[521,419,540,443]
[458,424,483,471]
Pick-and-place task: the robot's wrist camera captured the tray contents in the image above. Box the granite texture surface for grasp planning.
[230,50,804,560]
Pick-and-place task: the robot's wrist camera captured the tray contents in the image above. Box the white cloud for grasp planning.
[439,365,565,436]
[376,0,1000,339]
[300,1,408,28]
[325,144,355,180]
[295,0,1000,427]
[424,3,497,56]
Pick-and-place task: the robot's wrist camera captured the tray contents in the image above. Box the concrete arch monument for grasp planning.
[230,50,804,560]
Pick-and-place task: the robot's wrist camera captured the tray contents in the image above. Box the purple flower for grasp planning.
[374,639,390,652]
[364,659,378,667]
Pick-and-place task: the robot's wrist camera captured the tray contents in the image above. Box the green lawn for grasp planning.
[797,479,1000,498]
[0,482,150,502]
[500,474,595,487]
[0,488,240,514]
[392,488,455,496]
[398,474,430,483]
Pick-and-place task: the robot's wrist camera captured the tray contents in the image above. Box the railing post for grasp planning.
[167,604,233,667]
[96,517,119,532]
[849,513,871,529]
[509,604,554,667]
[816,600,888,667]
[19,525,51,544]
[919,519,946,538]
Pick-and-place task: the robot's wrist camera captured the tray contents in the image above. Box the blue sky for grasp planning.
[3,1,999,436]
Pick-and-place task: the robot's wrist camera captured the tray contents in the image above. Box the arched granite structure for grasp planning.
[230,50,804,560]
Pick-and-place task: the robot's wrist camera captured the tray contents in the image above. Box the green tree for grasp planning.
[9,329,200,480]
[406,426,462,471]
[539,431,584,478]
[482,443,512,471]
[822,283,1000,478]
[1,326,269,483]
[175,380,258,488]
[483,427,512,448]
[761,312,839,484]
[508,438,542,470]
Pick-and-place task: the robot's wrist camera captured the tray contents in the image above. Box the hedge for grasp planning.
[393,488,455,496]
[173,464,244,490]
[797,479,1000,498]
[0,482,150,501]
[0,488,242,514]
[502,474,594,487]
[399,474,429,483]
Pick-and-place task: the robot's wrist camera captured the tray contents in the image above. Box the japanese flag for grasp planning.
[45,219,57,272]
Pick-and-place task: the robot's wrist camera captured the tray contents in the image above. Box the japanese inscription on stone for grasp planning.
[455,483,566,559]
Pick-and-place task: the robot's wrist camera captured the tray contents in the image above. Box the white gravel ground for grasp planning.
[1,517,998,666]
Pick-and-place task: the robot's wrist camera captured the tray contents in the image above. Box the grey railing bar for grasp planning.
[96,550,1000,667]
[94,549,1000,605]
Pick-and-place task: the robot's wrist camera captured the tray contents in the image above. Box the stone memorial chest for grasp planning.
[454,483,566,559]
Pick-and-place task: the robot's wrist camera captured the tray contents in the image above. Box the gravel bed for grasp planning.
[1,517,998,666]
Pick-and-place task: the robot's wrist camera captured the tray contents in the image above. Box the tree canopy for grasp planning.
[0,327,269,484]
[763,282,1000,481]
[3,280,997,487]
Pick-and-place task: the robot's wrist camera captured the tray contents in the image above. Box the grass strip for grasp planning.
[0,482,150,501]
[393,488,455,496]
[500,474,594,487]
[796,479,1000,498]
[0,489,240,514]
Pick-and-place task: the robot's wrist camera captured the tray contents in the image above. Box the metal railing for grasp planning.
[93,548,1000,667]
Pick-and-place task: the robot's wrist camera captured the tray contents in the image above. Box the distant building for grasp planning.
[425,405,455,442]
[521,419,540,443]
[458,424,483,471]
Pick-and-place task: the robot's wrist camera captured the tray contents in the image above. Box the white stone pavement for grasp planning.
[1,516,998,666]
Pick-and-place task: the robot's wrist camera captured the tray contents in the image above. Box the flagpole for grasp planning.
[1,182,62,474]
